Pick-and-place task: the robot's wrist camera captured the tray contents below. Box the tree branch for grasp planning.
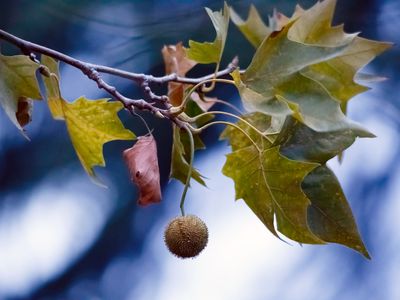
[0,29,239,127]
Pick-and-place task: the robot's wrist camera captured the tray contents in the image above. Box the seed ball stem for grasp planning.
[164,215,208,259]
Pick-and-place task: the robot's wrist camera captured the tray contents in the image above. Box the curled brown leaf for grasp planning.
[123,135,161,206]
[16,97,33,127]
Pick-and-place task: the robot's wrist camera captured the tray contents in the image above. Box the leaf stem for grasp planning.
[191,121,261,152]
[188,111,274,143]
[179,78,235,112]
[179,125,195,216]
[201,62,220,93]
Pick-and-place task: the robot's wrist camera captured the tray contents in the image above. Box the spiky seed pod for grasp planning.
[164,215,208,259]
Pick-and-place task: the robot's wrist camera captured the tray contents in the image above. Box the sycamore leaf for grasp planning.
[234,21,371,134]
[233,0,388,135]
[278,116,370,258]
[41,56,135,183]
[0,54,41,132]
[63,97,135,180]
[230,5,271,48]
[288,0,392,112]
[275,116,365,163]
[187,2,229,64]
[161,46,211,184]
[123,135,161,206]
[220,112,272,151]
[302,166,370,258]
[162,42,197,107]
[222,112,369,256]
[170,125,205,186]
[221,113,322,243]
[230,4,300,48]
[268,8,291,32]
[161,42,218,111]
[222,143,322,244]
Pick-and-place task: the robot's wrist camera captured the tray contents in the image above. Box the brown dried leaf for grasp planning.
[162,42,196,76]
[191,92,217,112]
[162,42,197,106]
[123,135,161,206]
[16,97,33,127]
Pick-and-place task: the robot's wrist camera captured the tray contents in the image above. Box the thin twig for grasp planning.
[0,29,240,123]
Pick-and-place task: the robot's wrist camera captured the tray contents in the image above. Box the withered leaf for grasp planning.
[162,42,196,107]
[123,135,162,206]
[16,97,33,128]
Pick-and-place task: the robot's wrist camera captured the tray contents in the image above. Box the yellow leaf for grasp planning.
[63,96,135,180]
[41,55,65,119]
[187,2,230,64]
[41,56,135,183]
[0,54,41,133]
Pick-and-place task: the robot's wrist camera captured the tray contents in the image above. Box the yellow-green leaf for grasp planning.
[0,54,41,132]
[41,56,135,182]
[41,55,64,119]
[221,113,322,243]
[63,96,135,179]
[287,0,392,112]
[303,166,370,258]
[236,17,371,135]
[277,116,371,258]
[230,5,271,48]
[170,125,205,186]
[223,143,322,244]
[187,2,229,64]
[220,112,272,151]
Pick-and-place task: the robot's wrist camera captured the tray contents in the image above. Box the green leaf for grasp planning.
[222,143,322,244]
[170,125,206,186]
[288,0,392,112]
[41,56,135,183]
[187,2,229,64]
[302,166,370,259]
[278,117,370,258]
[230,5,271,48]
[221,113,322,243]
[275,116,366,163]
[236,18,370,134]
[0,54,41,132]
[233,0,388,135]
[220,112,272,151]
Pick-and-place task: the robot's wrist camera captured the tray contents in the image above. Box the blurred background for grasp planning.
[0,0,399,299]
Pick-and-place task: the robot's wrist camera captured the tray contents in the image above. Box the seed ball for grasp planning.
[164,215,208,259]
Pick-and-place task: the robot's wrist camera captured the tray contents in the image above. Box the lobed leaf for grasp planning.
[221,112,323,243]
[222,141,322,243]
[162,42,220,112]
[187,2,230,64]
[278,116,370,258]
[162,42,197,107]
[303,166,370,259]
[230,5,271,48]
[233,0,390,127]
[222,112,370,257]
[41,56,135,184]
[0,54,41,133]
[287,0,392,113]
[220,112,272,151]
